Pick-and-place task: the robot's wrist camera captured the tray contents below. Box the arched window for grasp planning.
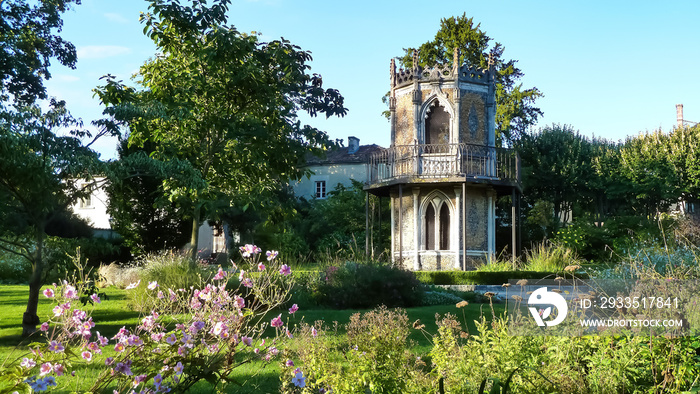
[424,198,451,251]
[425,103,450,145]
[425,204,436,250]
[439,203,450,250]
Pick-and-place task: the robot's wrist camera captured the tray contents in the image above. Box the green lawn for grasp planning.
[0,285,499,393]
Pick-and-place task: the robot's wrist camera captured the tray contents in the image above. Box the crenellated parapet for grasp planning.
[390,50,493,90]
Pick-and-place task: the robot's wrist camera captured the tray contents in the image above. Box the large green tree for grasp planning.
[0,101,100,335]
[96,0,347,259]
[105,138,191,256]
[397,14,543,144]
[0,0,98,335]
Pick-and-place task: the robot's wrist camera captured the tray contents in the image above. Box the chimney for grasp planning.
[676,104,684,129]
[348,136,360,154]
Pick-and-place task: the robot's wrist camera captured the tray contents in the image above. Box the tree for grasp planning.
[0,101,101,335]
[96,0,347,260]
[517,124,592,224]
[619,131,678,217]
[396,14,543,144]
[0,0,96,335]
[0,0,80,105]
[105,138,191,256]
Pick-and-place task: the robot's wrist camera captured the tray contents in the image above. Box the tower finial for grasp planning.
[390,58,396,87]
[487,50,495,70]
[412,49,419,72]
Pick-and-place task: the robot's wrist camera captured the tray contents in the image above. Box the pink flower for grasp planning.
[239,244,261,258]
[53,305,64,317]
[286,329,293,339]
[54,363,65,376]
[271,314,283,328]
[125,280,140,290]
[114,343,125,353]
[257,262,266,271]
[168,288,177,301]
[148,281,158,290]
[43,288,55,298]
[105,357,114,366]
[40,322,49,332]
[64,285,78,299]
[81,351,93,361]
[266,250,279,261]
[285,359,294,367]
[242,336,253,347]
[279,264,291,276]
[39,362,53,376]
[289,304,299,315]
[90,293,101,303]
[157,290,164,299]
[242,278,253,288]
[311,326,318,337]
[213,267,227,280]
[234,295,245,309]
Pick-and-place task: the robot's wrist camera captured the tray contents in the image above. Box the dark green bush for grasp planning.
[293,262,422,309]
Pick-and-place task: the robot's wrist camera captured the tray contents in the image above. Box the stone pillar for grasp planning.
[413,188,421,271]
[487,190,495,260]
[454,186,462,269]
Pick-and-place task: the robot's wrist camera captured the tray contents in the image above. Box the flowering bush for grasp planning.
[0,245,296,393]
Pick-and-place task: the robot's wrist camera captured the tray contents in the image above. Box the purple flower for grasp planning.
[285,359,294,367]
[311,326,318,338]
[289,304,299,315]
[20,357,35,368]
[279,264,292,276]
[213,267,227,280]
[90,293,101,304]
[239,244,261,258]
[81,351,93,361]
[174,361,184,375]
[147,281,158,290]
[242,278,253,288]
[242,336,253,347]
[64,285,78,299]
[291,371,306,388]
[39,362,53,376]
[257,262,266,271]
[40,322,49,332]
[48,341,64,353]
[43,288,55,298]
[266,250,279,261]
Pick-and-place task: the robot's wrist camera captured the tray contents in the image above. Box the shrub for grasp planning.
[414,270,587,285]
[295,261,422,309]
[127,251,206,312]
[1,245,295,393]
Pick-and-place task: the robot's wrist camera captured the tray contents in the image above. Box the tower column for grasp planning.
[454,186,462,270]
[413,188,420,270]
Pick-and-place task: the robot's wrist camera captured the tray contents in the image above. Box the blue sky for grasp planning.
[45,0,700,160]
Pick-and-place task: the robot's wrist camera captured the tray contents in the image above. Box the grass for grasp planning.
[0,285,500,392]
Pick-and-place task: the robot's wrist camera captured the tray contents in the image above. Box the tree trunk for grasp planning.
[189,206,201,261]
[22,228,44,336]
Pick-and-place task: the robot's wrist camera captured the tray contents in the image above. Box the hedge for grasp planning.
[414,270,588,285]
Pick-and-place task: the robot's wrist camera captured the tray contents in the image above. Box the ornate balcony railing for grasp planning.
[367,143,520,185]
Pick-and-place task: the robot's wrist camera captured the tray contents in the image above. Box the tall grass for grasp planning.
[523,241,582,272]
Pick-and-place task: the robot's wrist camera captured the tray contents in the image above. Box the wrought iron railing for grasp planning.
[367,143,520,185]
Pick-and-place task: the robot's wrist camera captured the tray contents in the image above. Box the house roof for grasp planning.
[305,144,385,165]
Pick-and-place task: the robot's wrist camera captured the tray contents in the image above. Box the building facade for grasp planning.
[293,136,384,199]
[365,50,521,270]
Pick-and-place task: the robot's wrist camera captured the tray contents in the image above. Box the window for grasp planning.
[439,203,450,250]
[78,185,93,208]
[315,181,326,199]
[425,204,436,250]
[425,103,450,145]
[424,199,451,251]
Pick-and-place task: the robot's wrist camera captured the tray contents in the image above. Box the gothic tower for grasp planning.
[365,50,521,270]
